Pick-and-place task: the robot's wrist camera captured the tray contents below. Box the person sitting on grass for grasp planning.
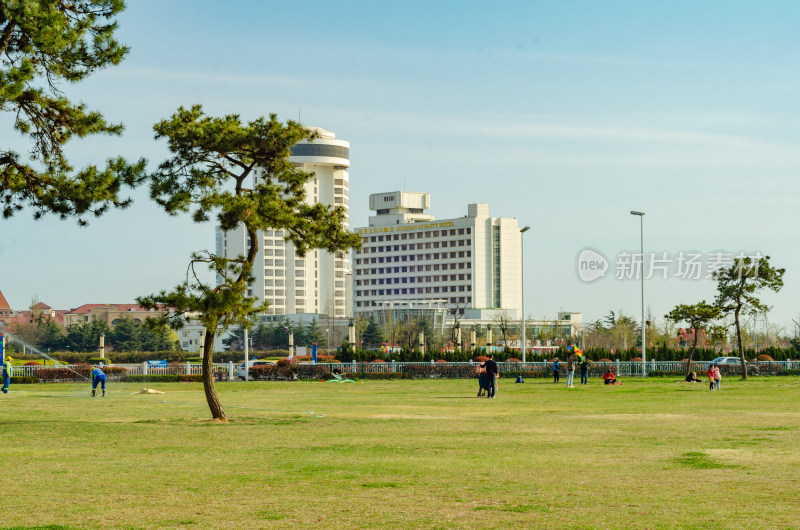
[685,372,700,383]
[91,366,106,397]
[602,369,617,385]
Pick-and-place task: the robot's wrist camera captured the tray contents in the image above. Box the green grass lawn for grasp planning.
[2,377,799,529]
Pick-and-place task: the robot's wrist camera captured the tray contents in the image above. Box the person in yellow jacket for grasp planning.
[2,357,12,394]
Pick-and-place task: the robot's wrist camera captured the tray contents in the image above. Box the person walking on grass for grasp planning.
[2,356,11,394]
[552,358,560,383]
[481,353,499,398]
[91,366,107,397]
[713,365,721,391]
[708,364,716,391]
[579,354,589,385]
[565,343,577,388]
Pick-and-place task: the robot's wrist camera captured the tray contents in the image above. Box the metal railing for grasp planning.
[297,360,800,380]
[10,359,800,381]
[12,362,236,379]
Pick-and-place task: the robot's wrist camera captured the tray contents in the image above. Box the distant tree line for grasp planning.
[8,316,177,354]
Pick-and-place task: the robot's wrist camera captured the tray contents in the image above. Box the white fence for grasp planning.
[13,362,236,379]
[10,359,800,381]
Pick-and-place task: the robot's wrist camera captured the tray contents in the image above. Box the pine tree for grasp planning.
[361,317,383,348]
[714,255,785,379]
[1,0,146,224]
[138,107,361,421]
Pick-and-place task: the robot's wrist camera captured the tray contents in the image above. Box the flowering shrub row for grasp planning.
[249,359,296,381]
[342,372,410,380]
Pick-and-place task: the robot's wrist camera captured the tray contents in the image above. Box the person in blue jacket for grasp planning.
[91,366,106,397]
[2,357,12,393]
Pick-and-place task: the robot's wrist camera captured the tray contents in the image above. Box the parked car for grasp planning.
[709,356,741,365]
[236,360,276,380]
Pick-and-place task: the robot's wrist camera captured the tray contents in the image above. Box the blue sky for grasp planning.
[2,1,799,334]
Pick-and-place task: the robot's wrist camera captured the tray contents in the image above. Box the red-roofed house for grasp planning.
[0,294,66,330]
[0,289,16,329]
[0,290,12,319]
[63,304,166,328]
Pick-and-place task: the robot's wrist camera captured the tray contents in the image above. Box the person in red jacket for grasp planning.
[602,369,616,385]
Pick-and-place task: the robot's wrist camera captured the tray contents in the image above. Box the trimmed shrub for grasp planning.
[757,354,775,362]
[250,359,296,381]
[87,357,111,365]
[24,361,41,366]
[11,376,39,384]
[343,372,409,380]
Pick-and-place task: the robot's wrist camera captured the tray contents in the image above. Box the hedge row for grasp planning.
[11,376,40,384]
[249,360,296,381]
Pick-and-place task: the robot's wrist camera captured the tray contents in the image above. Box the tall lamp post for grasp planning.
[630,211,646,377]
[520,226,531,363]
[242,223,250,381]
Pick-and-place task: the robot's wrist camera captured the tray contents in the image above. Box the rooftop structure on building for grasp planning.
[216,127,351,318]
[0,290,12,318]
[61,304,165,328]
[352,191,523,320]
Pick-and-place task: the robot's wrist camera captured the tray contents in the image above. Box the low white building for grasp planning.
[352,192,523,319]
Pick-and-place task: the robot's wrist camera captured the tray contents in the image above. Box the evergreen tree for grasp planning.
[305,319,326,347]
[139,321,176,352]
[37,318,65,351]
[270,320,291,349]
[108,318,142,352]
[361,317,383,348]
[222,326,246,351]
[714,255,785,379]
[64,320,110,352]
[250,321,273,350]
[665,301,720,375]
[138,108,361,421]
[0,0,146,224]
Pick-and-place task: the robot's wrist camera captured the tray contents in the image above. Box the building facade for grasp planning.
[352,192,523,319]
[216,127,351,318]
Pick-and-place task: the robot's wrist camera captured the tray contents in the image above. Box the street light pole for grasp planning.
[242,223,249,381]
[520,226,531,363]
[630,211,646,377]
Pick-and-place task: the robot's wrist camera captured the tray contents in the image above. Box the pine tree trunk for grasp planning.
[687,333,698,377]
[735,307,748,380]
[202,327,228,422]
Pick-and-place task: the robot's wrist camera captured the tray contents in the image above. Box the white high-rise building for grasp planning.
[352,192,523,319]
[216,127,351,317]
